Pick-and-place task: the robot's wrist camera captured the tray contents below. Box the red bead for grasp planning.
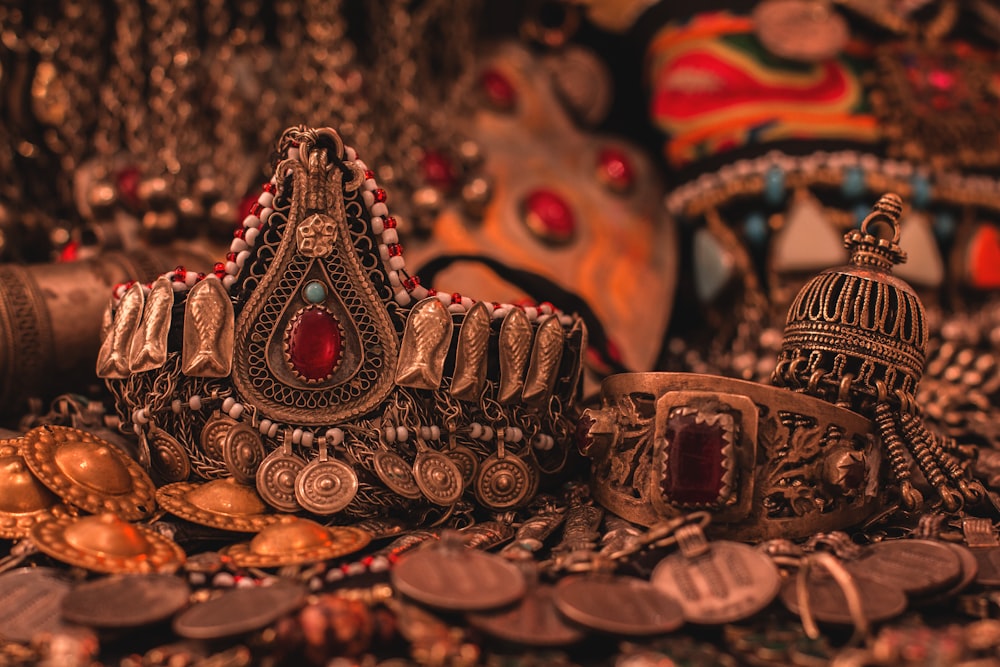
[226,252,237,262]
[364,169,375,180]
[522,189,576,244]
[251,202,263,217]
[196,272,206,282]
[383,216,397,229]
[387,244,402,257]
[286,307,343,382]
[361,555,374,567]
[662,413,727,505]
[234,228,246,240]
[480,68,517,111]
[263,182,276,193]
[451,292,462,304]
[402,275,420,290]
[596,147,635,193]
[374,188,387,203]
[419,150,457,190]
[114,166,142,209]
[172,266,187,282]
[213,262,226,277]
[427,288,437,297]
[236,192,258,225]
[512,297,536,308]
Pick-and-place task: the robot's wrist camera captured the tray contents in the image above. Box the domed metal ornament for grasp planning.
[155,478,284,532]
[221,516,371,567]
[30,513,186,574]
[772,194,985,510]
[0,439,71,539]
[21,425,156,520]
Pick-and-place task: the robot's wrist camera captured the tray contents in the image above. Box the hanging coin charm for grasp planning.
[373,450,422,500]
[294,440,358,515]
[843,539,963,598]
[553,574,685,636]
[651,524,781,624]
[412,446,464,506]
[256,441,306,512]
[475,438,532,510]
[446,444,479,489]
[200,413,237,460]
[148,426,192,483]
[222,423,266,485]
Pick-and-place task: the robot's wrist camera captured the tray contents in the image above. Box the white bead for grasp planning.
[267,423,279,438]
[396,426,409,442]
[243,215,260,229]
[384,426,396,443]
[371,203,388,217]
[508,427,523,443]
[436,293,452,306]
[492,307,508,319]
[447,303,465,314]
[301,431,314,448]
[288,147,300,161]
[259,419,272,434]
[327,428,344,445]
[185,272,198,287]
[258,191,274,208]
[538,303,554,315]
[244,227,260,245]
[345,147,357,161]
[482,426,494,440]
[189,395,202,410]
[222,397,236,413]
[460,297,474,309]
[171,281,186,292]
[133,408,148,425]
[225,261,238,274]
[388,270,401,288]
[411,286,428,300]
[389,256,405,271]
[236,250,251,268]
[430,425,441,440]
[171,399,182,414]
[470,422,483,439]
[524,306,538,320]
[378,245,389,261]
[370,216,385,234]
[260,208,273,224]
[370,555,390,572]
[362,190,375,207]
[394,290,412,306]
[382,229,398,244]
[228,402,244,419]
[230,238,248,254]
[346,562,366,576]
[292,428,303,445]
[363,178,377,191]
[223,274,237,289]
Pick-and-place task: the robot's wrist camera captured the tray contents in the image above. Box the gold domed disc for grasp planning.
[0,438,71,539]
[156,479,284,533]
[21,426,156,520]
[30,514,186,574]
[222,517,371,567]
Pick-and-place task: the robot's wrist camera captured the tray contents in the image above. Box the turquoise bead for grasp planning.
[743,212,768,246]
[841,166,865,199]
[853,204,870,227]
[303,280,327,304]
[933,211,956,240]
[911,173,932,210]
[764,166,786,206]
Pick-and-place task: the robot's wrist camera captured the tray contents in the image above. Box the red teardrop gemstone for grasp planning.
[286,307,343,381]
[662,413,727,505]
[480,68,517,111]
[522,189,575,244]
[596,147,635,194]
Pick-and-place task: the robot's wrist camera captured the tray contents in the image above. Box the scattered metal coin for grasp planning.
[468,585,585,647]
[753,0,849,63]
[0,444,70,539]
[294,456,358,515]
[373,450,422,499]
[0,567,74,643]
[780,573,908,625]
[391,531,527,611]
[921,543,980,603]
[221,423,265,485]
[845,539,962,597]
[30,513,186,574]
[651,539,781,624]
[21,425,156,520]
[255,448,306,512]
[553,574,685,636]
[61,574,191,628]
[172,581,307,639]
[146,427,192,483]
[475,454,532,510]
[412,450,463,506]
[222,517,371,568]
[155,479,282,533]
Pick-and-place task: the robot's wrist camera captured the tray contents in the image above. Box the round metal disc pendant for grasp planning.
[148,427,191,483]
[200,414,237,460]
[446,445,479,489]
[21,425,156,520]
[0,568,73,643]
[156,479,282,533]
[256,449,306,512]
[413,451,463,506]
[553,575,685,636]
[62,574,191,628]
[31,513,186,574]
[468,585,585,647]
[222,517,372,568]
[474,454,531,510]
[780,573,907,625]
[391,535,527,611]
[651,541,781,624]
[753,0,849,63]
[373,450,422,499]
[845,539,962,597]
[173,581,307,640]
[222,423,266,485]
[294,457,359,515]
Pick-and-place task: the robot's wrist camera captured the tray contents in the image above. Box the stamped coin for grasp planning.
[753,0,849,63]
[413,451,463,506]
[148,427,191,483]
[925,543,979,602]
[475,454,531,510]
[553,575,684,636]
[200,414,237,460]
[651,541,781,624]
[373,450,422,500]
[62,574,191,628]
[468,585,585,646]
[780,573,907,625]
[391,532,527,611]
[255,449,306,512]
[845,539,962,597]
[0,568,73,643]
[173,581,307,639]
[446,445,479,489]
[294,457,358,515]
[971,547,1000,587]
[222,424,265,485]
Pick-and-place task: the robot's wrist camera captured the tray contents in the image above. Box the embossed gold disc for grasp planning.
[222,516,371,567]
[156,479,284,533]
[0,439,70,539]
[200,413,237,460]
[256,449,306,512]
[446,445,479,489]
[474,454,531,510]
[147,427,191,483]
[30,513,186,574]
[221,423,265,485]
[373,450,422,499]
[22,425,156,520]
[413,451,463,506]
[294,457,358,515]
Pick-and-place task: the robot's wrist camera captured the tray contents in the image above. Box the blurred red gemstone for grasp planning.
[236,192,258,226]
[287,307,342,381]
[420,150,457,190]
[115,166,142,209]
[480,68,517,111]
[597,147,635,193]
[522,189,575,244]
[663,414,726,505]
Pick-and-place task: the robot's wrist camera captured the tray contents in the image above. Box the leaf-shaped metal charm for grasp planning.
[522,315,565,407]
[451,301,491,402]
[96,282,144,379]
[395,297,453,390]
[566,317,588,395]
[128,276,173,373]
[182,277,235,377]
[498,308,532,404]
